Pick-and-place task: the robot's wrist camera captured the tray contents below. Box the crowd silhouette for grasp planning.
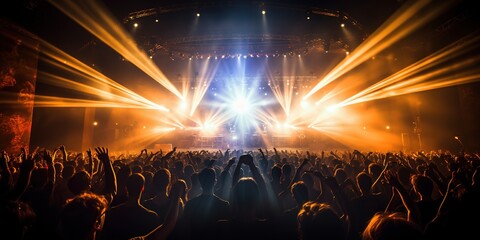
[1,145,480,240]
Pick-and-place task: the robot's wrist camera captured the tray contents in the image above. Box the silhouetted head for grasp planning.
[59,192,108,240]
[411,174,434,198]
[62,164,75,180]
[291,181,309,206]
[153,168,171,193]
[297,202,345,240]
[334,168,347,184]
[126,173,145,199]
[356,172,373,195]
[231,177,259,216]
[282,164,292,179]
[198,167,216,192]
[131,165,143,174]
[68,170,91,195]
[272,165,282,181]
[362,212,423,240]
[368,163,383,178]
[184,164,194,177]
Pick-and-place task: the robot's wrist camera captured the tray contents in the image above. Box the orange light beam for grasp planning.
[339,32,480,107]
[40,40,169,111]
[348,69,480,105]
[47,0,183,99]
[304,0,455,99]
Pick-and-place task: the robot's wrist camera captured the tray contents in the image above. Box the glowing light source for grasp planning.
[133,23,138,28]
[340,23,345,28]
[233,98,250,114]
[93,121,98,126]
[196,13,200,17]
[300,101,309,109]
[261,10,266,15]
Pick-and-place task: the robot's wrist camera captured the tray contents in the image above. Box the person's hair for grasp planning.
[334,168,347,183]
[68,170,91,195]
[362,212,423,240]
[368,163,383,177]
[231,177,259,214]
[271,165,282,180]
[282,164,292,177]
[153,168,171,192]
[30,167,49,188]
[356,172,373,194]
[297,201,345,240]
[411,174,434,197]
[301,172,314,187]
[198,167,216,191]
[62,164,75,179]
[291,181,309,205]
[126,173,145,198]
[59,192,108,240]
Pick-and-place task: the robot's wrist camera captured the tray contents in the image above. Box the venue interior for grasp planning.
[1,0,479,153]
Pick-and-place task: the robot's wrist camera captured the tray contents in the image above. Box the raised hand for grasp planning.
[44,149,53,165]
[86,148,93,159]
[20,147,35,172]
[384,170,401,188]
[95,147,110,163]
[240,154,254,167]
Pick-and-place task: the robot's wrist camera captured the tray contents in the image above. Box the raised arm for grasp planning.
[8,148,35,200]
[95,147,117,203]
[288,158,309,190]
[59,145,67,165]
[86,148,94,179]
[384,170,420,224]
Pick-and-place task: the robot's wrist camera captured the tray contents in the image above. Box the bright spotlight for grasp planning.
[196,13,200,17]
[232,135,238,140]
[261,10,266,15]
[202,123,216,132]
[133,23,138,28]
[300,101,309,109]
[340,23,345,28]
[386,125,391,130]
[326,105,338,113]
[179,101,188,111]
[233,98,250,114]
[93,121,98,126]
